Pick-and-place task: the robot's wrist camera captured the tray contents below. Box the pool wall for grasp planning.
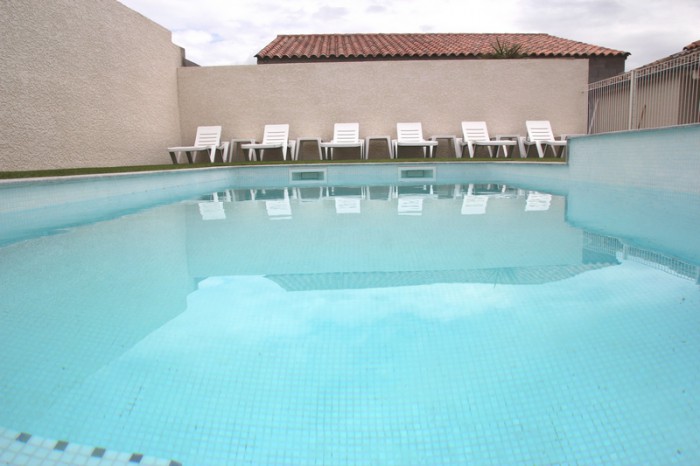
[0,168,234,245]
[567,124,700,194]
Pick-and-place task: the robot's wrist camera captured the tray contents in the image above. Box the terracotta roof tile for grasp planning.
[641,39,700,70]
[683,40,700,51]
[256,33,629,61]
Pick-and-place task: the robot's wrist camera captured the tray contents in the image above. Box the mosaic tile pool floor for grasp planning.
[1,183,699,465]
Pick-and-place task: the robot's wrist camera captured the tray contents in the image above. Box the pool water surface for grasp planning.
[0,180,699,465]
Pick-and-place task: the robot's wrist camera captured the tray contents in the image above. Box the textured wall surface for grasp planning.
[568,124,700,194]
[177,59,589,151]
[0,0,183,171]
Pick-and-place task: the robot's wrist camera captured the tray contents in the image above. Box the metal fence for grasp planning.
[587,49,700,134]
[583,232,700,283]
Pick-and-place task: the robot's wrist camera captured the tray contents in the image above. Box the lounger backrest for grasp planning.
[396,122,425,142]
[461,121,490,142]
[193,126,222,147]
[261,124,290,145]
[333,123,360,144]
[526,121,555,142]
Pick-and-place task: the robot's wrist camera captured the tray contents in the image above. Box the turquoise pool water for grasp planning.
[1,177,699,465]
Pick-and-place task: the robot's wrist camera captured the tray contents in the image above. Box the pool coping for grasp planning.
[0,159,568,185]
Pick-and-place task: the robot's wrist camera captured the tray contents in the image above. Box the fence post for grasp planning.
[627,69,637,130]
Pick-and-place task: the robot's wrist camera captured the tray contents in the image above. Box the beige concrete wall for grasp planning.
[177,59,588,157]
[0,0,183,171]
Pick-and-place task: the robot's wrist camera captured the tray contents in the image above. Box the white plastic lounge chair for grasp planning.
[520,121,567,158]
[241,124,296,161]
[320,123,364,160]
[167,126,229,164]
[393,123,438,158]
[459,121,517,158]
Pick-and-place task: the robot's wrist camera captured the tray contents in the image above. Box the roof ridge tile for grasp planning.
[256,33,629,61]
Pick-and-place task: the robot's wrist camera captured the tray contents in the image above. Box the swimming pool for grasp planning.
[1,169,699,465]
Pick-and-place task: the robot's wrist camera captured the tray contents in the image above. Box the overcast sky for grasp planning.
[118,0,698,71]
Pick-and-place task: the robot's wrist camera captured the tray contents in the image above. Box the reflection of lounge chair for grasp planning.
[335,197,362,214]
[397,197,424,215]
[459,121,516,158]
[393,123,438,158]
[468,183,507,196]
[367,185,395,200]
[295,187,326,201]
[328,186,365,198]
[260,188,292,219]
[198,202,226,220]
[460,184,490,214]
[327,186,364,213]
[168,126,229,164]
[241,124,296,161]
[520,121,567,158]
[433,185,460,199]
[320,123,364,160]
[396,185,434,196]
[198,192,226,220]
[461,195,488,215]
[525,191,553,211]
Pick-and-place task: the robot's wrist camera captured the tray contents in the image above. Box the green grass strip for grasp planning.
[0,157,565,180]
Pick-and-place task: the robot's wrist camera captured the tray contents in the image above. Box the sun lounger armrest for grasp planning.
[167,145,210,151]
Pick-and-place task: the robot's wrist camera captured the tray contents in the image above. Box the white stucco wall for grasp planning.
[177,59,588,155]
[0,0,183,171]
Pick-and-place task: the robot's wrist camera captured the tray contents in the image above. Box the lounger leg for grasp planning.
[169,151,179,164]
[518,137,527,158]
[185,150,195,164]
[536,142,545,158]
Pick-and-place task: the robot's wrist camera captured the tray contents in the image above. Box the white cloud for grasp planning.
[119,0,698,69]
